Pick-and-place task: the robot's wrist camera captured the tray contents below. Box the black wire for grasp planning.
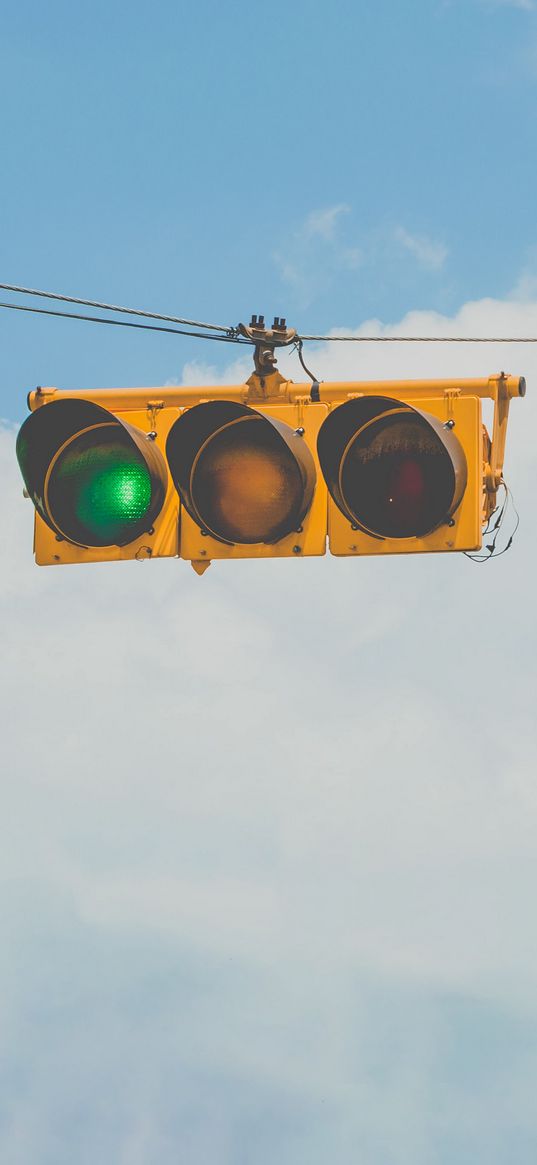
[465,481,519,562]
[0,300,252,345]
[295,340,321,401]
[0,281,232,334]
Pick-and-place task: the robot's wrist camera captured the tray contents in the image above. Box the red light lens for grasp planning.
[341,413,456,538]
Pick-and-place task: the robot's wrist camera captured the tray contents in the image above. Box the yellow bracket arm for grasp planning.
[483,373,526,518]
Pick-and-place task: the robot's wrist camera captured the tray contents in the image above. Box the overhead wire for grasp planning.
[297,332,537,343]
[0,300,251,345]
[2,282,537,345]
[0,281,235,335]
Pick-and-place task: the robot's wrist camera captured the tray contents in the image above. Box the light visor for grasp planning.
[317,396,467,539]
[167,401,316,545]
[16,399,167,548]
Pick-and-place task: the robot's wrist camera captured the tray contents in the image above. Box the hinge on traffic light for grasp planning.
[443,387,461,419]
[146,399,164,435]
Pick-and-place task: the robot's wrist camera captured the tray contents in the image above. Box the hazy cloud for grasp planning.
[273,205,354,307]
[274,212,449,309]
[394,226,448,270]
[302,204,350,242]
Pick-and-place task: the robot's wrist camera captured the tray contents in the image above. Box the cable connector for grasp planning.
[237,316,297,379]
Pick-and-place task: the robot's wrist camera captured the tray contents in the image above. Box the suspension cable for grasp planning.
[0,300,251,344]
[0,281,234,335]
[297,332,537,343]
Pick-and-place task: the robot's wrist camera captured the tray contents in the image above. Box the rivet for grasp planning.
[292,545,302,554]
[295,427,305,436]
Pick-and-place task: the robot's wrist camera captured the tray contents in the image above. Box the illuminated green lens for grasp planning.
[48,426,153,546]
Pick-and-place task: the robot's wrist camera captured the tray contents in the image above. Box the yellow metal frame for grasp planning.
[27,372,524,568]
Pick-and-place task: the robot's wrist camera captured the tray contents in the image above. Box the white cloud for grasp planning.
[303,203,350,242]
[273,205,354,307]
[2,290,537,1160]
[273,212,449,309]
[394,226,448,270]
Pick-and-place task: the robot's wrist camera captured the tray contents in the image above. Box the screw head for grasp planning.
[292,545,302,554]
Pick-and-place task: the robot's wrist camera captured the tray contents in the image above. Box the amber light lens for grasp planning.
[341,412,456,538]
[191,417,304,543]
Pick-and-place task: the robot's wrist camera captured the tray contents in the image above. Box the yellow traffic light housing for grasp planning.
[17,396,181,565]
[16,363,525,570]
[318,395,468,538]
[170,393,328,569]
[318,391,480,555]
[17,398,169,547]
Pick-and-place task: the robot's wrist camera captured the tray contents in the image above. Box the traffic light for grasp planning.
[318,390,478,556]
[17,368,525,570]
[16,395,182,566]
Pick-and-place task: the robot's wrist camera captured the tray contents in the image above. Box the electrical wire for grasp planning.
[2,283,537,344]
[0,300,251,345]
[294,339,321,400]
[297,332,537,343]
[465,482,520,562]
[0,281,235,335]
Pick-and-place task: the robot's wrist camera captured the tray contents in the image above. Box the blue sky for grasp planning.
[2,2,537,1163]
[2,0,537,407]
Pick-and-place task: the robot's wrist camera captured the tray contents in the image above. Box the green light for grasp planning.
[48,427,153,545]
[75,458,151,538]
